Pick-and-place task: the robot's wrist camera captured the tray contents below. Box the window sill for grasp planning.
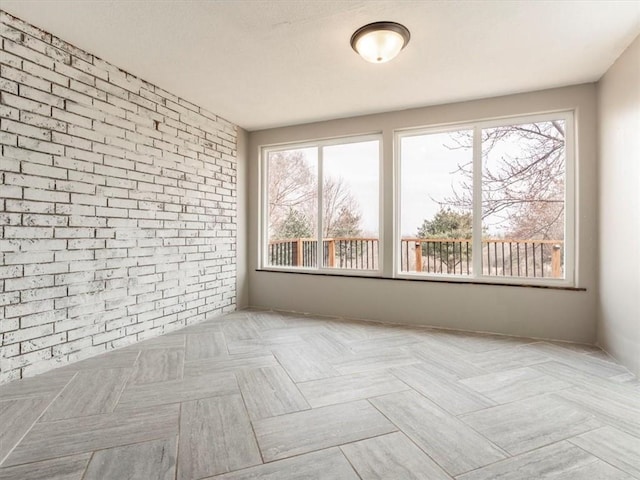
[255,269,586,291]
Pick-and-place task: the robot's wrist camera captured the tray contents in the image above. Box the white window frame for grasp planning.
[260,133,384,277]
[394,110,576,287]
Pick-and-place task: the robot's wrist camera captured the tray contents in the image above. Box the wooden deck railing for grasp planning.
[268,237,564,278]
[268,237,379,270]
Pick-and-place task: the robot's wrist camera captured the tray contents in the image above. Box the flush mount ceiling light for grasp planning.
[350,21,410,63]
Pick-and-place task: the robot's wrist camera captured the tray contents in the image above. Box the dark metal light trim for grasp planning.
[350,21,411,55]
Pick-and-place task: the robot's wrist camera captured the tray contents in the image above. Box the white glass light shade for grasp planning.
[351,22,410,64]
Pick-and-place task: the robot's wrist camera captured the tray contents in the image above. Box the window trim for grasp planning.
[260,133,384,277]
[393,110,576,287]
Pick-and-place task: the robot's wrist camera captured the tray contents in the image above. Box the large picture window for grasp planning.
[397,112,574,285]
[263,136,381,274]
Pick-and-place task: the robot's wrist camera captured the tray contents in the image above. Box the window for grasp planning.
[397,112,574,285]
[263,136,381,274]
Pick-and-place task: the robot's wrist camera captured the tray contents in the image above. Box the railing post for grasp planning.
[552,244,561,278]
[327,239,335,267]
[415,242,422,272]
[295,238,303,267]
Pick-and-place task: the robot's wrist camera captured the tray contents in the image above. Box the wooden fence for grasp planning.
[268,237,563,278]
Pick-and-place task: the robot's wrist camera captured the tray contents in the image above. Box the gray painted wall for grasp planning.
[236,127,249,308]
[248,84,599,343]
[597,35,640,377]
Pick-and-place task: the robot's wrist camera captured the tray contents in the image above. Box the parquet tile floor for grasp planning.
[0,308,638,479]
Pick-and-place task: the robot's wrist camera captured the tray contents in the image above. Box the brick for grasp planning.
[1,64,50,92]
[20,110,67,132]
[5,199,54,214]
[24,261,68,276]
[5,299,54,319]
[0,13,237,383]
[1,118,51,141]
[22,162,67,180]
[24,188,70,203]
[51,107,92,128]
[22,59,69,86]
[21,285,67,302]
[21,332,67,353]
[3,226,53,239]
[3,39,54,69]
[18,136,65,155]
[70,56,108,81]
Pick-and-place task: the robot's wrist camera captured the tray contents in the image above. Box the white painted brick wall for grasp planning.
[0,12,238,384]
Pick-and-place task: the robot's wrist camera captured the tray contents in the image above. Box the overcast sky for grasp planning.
[320,135,472,237]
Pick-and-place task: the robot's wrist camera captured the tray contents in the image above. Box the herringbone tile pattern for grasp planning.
[0,309,638,479]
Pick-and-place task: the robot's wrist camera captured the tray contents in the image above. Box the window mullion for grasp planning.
[317,146,324,270]
[472,126,482,278]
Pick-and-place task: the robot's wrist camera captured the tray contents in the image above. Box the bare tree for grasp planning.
[442,121,565,240]
[268,150,316,233]
[267,150,362,239]
[321,176,362,237]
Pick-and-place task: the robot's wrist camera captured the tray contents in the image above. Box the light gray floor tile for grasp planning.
[533,361,638,397]
[0,371,75,402]
[0,453,90,480]
[523,342,629,378]
[460,367,572,404]
[408,342,488,379]
[324,320,377,342]
[332,348,419,375]
[58,350,140,371]
[4,404,179,467]
[262,325,326,344]
[392,363,495,415]
[301,331,353,359]
[116,372,238,410]
[223,320,262,344]
[135,334,186,350]
[370,390,506,476]
[210,448,359,480]
[298,371,410,408]
[460,394,602,455]
[547,340,605,354]
[41,368,131,421]
[432,331,533,354]
[457,441,623,480]
[341,431,452,480]
[253,400,396,462]
[610,372,639,384]
[552,461,635,479]
[185,332,228,361]
[130,348,184,385]
[183,355,278,377]
[273,346,339,382]
[553,386,640,437]
[171,321,223,335]
[84,437,177,480]
[0,396,51,465]
[247,312,288,330]
[1,309,637,479]
[226,340,271,356]
[177,394,261,479]
[465,346,550,373]
[347,334,421,353]
[569,426,640,478]
[236,366,309,420]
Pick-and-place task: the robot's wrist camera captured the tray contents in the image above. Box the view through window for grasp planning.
[263,113,572,285]
[265,138,380,272]
[399,114,571,282]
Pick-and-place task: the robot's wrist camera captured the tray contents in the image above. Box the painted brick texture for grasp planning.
[0,12,237,384]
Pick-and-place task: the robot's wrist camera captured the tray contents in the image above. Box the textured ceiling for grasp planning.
[2,1,640,131]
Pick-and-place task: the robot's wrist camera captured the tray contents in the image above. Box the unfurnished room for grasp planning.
[0,1,639,479]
